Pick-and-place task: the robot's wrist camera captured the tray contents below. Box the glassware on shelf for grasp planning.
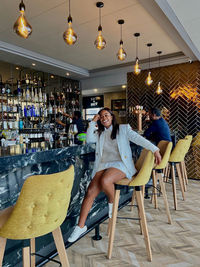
[68,124,78,146]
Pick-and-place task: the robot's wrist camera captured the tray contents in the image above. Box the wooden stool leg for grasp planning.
[107,189,120,260]
[142,185,145,198]
[0,237,6,267]
[166,164,171,183]
[130,189,136,212]
[152,170,158,209]
[163,164,169,182]
[107,218,112,236]
[52,227,70,267]
[157,173,172,224]
[136,199,143,235]
[136,187,152,262]
[171,164,177,210]
[183,161,188,185]
[180,162,187,192]
[30,238,35,267]
[176,163,185,201]
[23,246,31,267]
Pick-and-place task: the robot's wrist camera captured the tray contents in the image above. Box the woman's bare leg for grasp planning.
[100,168,126,203]
[78,170,105,228]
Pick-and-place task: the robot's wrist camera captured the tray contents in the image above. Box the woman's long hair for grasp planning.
[97,108,119,139]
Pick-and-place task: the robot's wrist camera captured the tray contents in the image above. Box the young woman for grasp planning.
[68,108,161,242]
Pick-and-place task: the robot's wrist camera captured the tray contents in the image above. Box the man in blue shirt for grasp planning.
[144,107,171,145]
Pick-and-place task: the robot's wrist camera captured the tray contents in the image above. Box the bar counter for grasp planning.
[0,141,134,266]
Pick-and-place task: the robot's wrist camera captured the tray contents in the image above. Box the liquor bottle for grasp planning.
[43,92,47,103]
[17,80,21,99]
[26,85,30,101]
[24,106,27,117]
[31,86,35,102]
[39,88,43,102]
[35,88,39,102]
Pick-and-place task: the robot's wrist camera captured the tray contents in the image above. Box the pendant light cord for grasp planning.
[136,37,138,58]
[99,8,101,26]
[149,46,150,70]
[69,0,71,17]
[120,24,122,42]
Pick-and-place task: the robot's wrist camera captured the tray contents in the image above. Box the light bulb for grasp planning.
[13,2,32,39]
[63,21,77,45]
[117,44,127,61]
[156,82,162,94]
[134,58,141,75]
[145,71,153,86]
[94,31,106,50]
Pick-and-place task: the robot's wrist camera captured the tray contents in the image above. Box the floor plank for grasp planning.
[44,180,200,267]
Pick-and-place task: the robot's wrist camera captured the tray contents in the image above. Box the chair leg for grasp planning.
[180,161,187,192]
[30,238,35,267]
[136,188,152,262]
[107,218,112,236]
[52,227,70,267]
[163,164,169,182]
[130,189,136,212]
[136,199,143,235]
[183,161,188,185]
[176,163,185,201]
[165,164,171,183]
[0,237,6,267]
[152,170,158,209]
[171,164,177,210]
[23,246,31,267]
[107,189,120,260]
[157,173,172,224]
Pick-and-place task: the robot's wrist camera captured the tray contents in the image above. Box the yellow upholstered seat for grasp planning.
[0,165,74,267]
[107,150,154,262]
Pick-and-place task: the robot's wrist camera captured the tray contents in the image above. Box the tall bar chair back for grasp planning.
[151,141,172,224]
[0,165,74,267]
[108,149,154,262]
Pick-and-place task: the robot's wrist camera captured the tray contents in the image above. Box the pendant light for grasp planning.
[13,0,32,39]
[94,2,106,50]
[156,51,163,95]
[133,33,141,75]
[117,20,127,61]
[63,0,77,45]
[145,43,153,86]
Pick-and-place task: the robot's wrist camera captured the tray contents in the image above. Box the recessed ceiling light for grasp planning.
[122,85,126,88]
[50,75,54,79]
[66,72,70,76]
[94,88,98,92]
[32,63,36,66]
[16,67,19,70]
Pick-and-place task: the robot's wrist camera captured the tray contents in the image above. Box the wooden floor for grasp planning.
[44,179,200,267]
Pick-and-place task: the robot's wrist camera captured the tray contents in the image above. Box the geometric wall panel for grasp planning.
[127,61,200,179]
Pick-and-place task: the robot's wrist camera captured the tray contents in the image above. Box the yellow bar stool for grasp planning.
[151,140,172,224]
[0,165,74,267]
[107,149,154,262]
[168,139,188,210]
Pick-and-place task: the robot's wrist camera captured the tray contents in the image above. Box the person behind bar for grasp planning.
[68,107,161,242]
[144,107,171,145]
[57,110,84,144]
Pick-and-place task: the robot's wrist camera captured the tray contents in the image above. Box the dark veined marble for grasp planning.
[0,142,139,267]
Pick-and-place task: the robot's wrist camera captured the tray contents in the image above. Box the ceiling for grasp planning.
[0,0,199,81]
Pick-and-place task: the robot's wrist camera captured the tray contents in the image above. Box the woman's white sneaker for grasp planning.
[68,225,87,243]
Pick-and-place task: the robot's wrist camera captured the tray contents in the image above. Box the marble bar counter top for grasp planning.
[0,141,95,172]
[0,142,135,267]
